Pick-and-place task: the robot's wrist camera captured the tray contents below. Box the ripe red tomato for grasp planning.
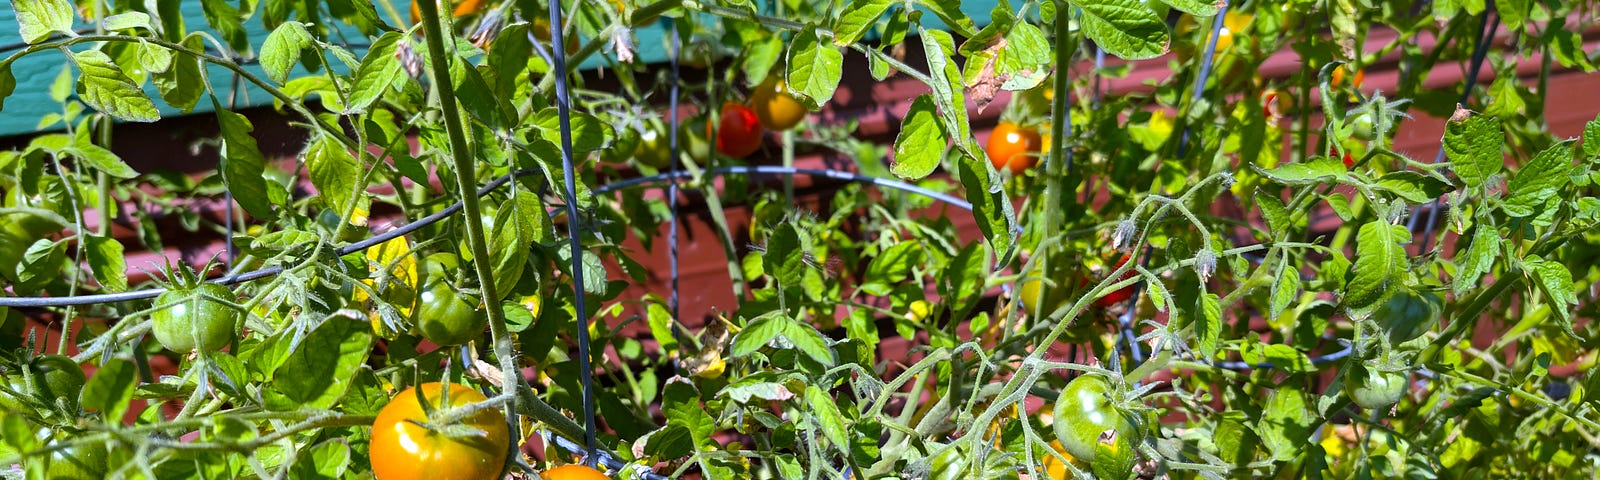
[543,464,610,480]
[370,382,509,480]
[1094,255,1138,308]
[748,77,808,131]
[985,122,1042,174]
[715,103,763,158]
[1331,143,1355,168]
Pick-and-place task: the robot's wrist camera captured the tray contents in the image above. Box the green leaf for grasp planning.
[1257,387,1313,462]
[16,239,65,290]
[956,153,1014,262]
[1257,157,1349,185]
[262,22,315,85]
[534,109,613,153]
[914,0,976,37]
[199,0,249,51]
[11,0,75,44]
[646,302,679,352]
[937,241,988,315]
[292,440,351,480]
[832,0,892,46]
[1196,292,1221,360]
[83,234,128,292]
[264,318,373,410]
[214,101,277,220]
[1344,221,1410,320]
[1582,114,1600,159]
[306,136,361,218]
[72,50,160,122]
[1503,142,1574,217]
[786,28,844,109]
[1453,221,1497,294]
[1256,190,1290,237]
[102,11,151,31]
[1269,252,1299,321]
[1442,111,1503,189]
[731,314,836,367]
[154,34,206,113]
[1160,0,1221,16]
[1497,0,1529,30]
[488,195,541,299]
[995,22,1051,91]
[452,61,514,130]
[66,141,137,179]
[1523,255,1577,334]
[346,32,404,114]
[920,28,972,146]
[1075,0,1170,60]
[862,242,924,296]
[0,63,15,111]
[81,357,138,422]
[1373,171,1453,204]
[890,95,946,179]
[742,35,784,85]
[763,222,806,287]
[805,385,850,452]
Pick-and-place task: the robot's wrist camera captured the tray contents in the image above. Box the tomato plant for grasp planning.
[370,382,509,480]
[0,0,1598,478]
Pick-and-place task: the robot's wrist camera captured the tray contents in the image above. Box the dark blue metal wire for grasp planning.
[545,0,601,465]
[667,19,683,328]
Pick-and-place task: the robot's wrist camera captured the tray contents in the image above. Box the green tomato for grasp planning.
[1347,366,1408,410]
[28,355,85,414]
[1052,375,1141,470]
[634,123,672,169]
[1348,113,1377,141]
[600,123,642,165]
[43,439,108,480]
[416,281,487,346]
[149,283,241,354]
[677,116,713,165]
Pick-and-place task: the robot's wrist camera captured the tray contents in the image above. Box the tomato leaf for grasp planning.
[731,314,836,367]
[1443,110,1503,189]
[1196,292,1221,360]
[956,151,1016,262]
[1502,141,1574,217]
[81,357,138,422]
[1373,170,1453,204]
[292,440,351,480]
[264,317,374,410]
[347,32,405,114]
[832,0,892,47]
[1159,0,1222,16]
[72,50,160,122]
[1256,157,1349,185]
[0,63,15,111]
[83,233,128,292]
[805,385,850,452]
[1522,255,1578,335]
[763,222,806,287]
[488,195,542,299]
[890,95,946,180]
[913,0,976,37]
[153,34,206,113]
[262,22,315,85]
[786,28,843,110]
[1075,0,1170,60]
[1255,189,1290,237]
[214,101,278,220]
[1269,252,1300,322]
[306,136,362,219]
[1344,221,1411,320]
[534,108,612,153]
[10,0,75,44]
[1452,220,1498,294]
[1257,387,1313,462]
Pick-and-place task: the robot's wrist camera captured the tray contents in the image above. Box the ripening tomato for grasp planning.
[986,122,1042,174]
[1347,367,1408,410]
[416,281,487,346]
[1093,255,1138,308]
[715,103,763,158]
[371,383,510,480]
[150,283,241,354]
[1052,375,1140,475]
[409,0,487,25]
[1330,142,1355,169]
[1261,89,1292,120]
[542,464,610,480]
[1330,65,1365,89]
[748,76,807,131]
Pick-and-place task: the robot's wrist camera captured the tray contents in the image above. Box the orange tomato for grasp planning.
[370,383,510,480]
[748,76,808,131]
[410,0,486,25]
[985,122,1042,174]
[543,464,610,480]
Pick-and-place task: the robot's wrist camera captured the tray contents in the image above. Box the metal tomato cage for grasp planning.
[0,1,1505,478]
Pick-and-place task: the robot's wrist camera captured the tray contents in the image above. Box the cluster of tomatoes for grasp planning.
[606,74,811,171]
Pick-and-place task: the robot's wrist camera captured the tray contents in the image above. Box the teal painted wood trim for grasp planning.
[1,0,999,138]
